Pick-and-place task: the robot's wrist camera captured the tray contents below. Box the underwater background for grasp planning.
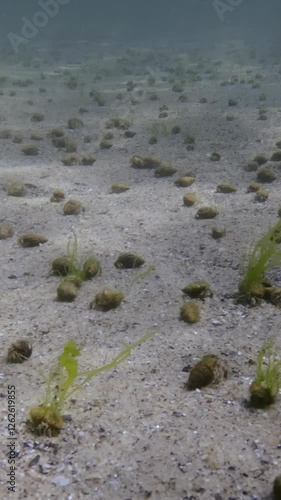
[2,0,281,47]
[1,1,281,499]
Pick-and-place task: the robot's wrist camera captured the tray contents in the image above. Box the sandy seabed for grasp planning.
[0,38,281,500]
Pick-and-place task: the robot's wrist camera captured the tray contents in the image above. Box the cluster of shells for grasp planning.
[52,251,144,307]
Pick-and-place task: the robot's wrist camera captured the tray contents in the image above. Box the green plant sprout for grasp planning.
[239,220,281,302]
[28,329,158,436]
[249,340,281,407]
[129,265,156,290]
[65,232,101,281]
[64,232,86,279]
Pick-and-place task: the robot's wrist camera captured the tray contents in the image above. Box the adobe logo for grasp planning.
[7,0,71,53]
